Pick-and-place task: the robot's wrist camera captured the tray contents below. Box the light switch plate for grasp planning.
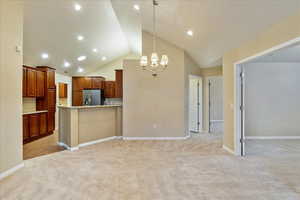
[16,45,22,53]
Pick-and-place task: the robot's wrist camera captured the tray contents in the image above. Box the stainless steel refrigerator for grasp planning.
[82,89,104,106]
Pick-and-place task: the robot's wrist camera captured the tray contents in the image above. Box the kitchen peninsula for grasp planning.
[58,105,122,150]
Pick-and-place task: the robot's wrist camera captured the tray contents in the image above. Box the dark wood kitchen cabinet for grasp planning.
[47,70,56,89]
[92,77,105,89]
[23,112,49,144]
[23,115,30,140]
[104,81,116,98]
[29,114,39,138]
[72,91,83,106]
[40,113,48,135]
[23,68,27,97]
[47,112,55,133]
[23,66,45,98]
[115,70,123,98]
[47,89,56,112]
[36,71,45,97]
[59,83,68,98]
[22,66,56,144]
[72,76,105,106]
[26,68,37,97]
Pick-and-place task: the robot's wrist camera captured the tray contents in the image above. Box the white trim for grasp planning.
[210,120,224,123]
[0,163,24,180]
[79,136,118,147]
[246,136,300,140]
[123,136,190,140]
[233,37,300,156]
[222,145,236,155]
[57,142,79,151]
[58,135,191,151]
[235,37,300,65]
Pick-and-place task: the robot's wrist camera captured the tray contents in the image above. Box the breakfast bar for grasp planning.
[58,105,122,150]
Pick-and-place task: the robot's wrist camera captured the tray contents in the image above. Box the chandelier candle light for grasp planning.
[140,0,169,77]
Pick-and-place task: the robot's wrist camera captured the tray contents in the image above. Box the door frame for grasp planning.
[234,37,300,156]
[188,75,203,135]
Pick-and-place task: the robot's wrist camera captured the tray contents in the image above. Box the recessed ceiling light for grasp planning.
[74,4,82,11]
[93,48,98,53]
[187,30,193,36]
[77,56,87,61]
[64,61,71,67]
[41,53,49,59]
[77,67,84,73]
[102,56,107,61]
[77,35,84,41]
[133,4,140,11]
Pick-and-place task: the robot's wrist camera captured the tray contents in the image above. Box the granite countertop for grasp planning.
[58,105,122,109]
[23,110,48,115]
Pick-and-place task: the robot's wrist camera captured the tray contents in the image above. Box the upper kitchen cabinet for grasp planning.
[92,77,105,89]
[22,66,45,98]
[36,71,45,97]
[73,77,105,90]
[73,77,91,90]
[47,70,56,89]
[59,83,68,98]
[104,81,116,98]
[26,67,37,97]
[23,68,27,97]
[115,70,123,98]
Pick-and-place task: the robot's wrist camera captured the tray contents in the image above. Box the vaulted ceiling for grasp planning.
[24,0,300,75]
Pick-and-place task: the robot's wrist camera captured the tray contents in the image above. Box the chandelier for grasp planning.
[140,0,169,77]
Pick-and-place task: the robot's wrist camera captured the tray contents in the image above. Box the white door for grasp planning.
[189,76,202,132]
[208,76,224,133]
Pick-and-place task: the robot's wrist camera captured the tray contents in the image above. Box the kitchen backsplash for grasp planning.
[23,98,36,113]
[105,98,122,105]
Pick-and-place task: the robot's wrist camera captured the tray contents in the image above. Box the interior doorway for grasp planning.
[235,38,300,156]
[208,76,224,133]
[189,75,203,134]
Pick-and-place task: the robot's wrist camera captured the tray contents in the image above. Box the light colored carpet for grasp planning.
[1,133,300,200]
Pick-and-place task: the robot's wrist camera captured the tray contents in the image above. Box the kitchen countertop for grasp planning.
[58,105,122,109]
[23,110,48,115]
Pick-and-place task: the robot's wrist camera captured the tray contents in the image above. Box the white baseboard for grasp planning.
[245,136,300,140]
[79,136,118,147]
[57,142,79,151]
[0,163,24,180]
[58,135,191,151]
[222,145,235,155]
[123,135,190,140]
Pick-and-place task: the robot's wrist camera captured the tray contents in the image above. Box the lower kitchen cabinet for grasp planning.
[40,113,48,135]
[23,112,51,144]
[47,112,55,133]
[23,115,30,140]
[29,114,40,138]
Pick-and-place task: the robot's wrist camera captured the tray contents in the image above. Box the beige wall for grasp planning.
[86,53,139,80]
[59,107,122,147]
[123,31,187,138]
[223,11,300,151]
[0,0,23,174]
